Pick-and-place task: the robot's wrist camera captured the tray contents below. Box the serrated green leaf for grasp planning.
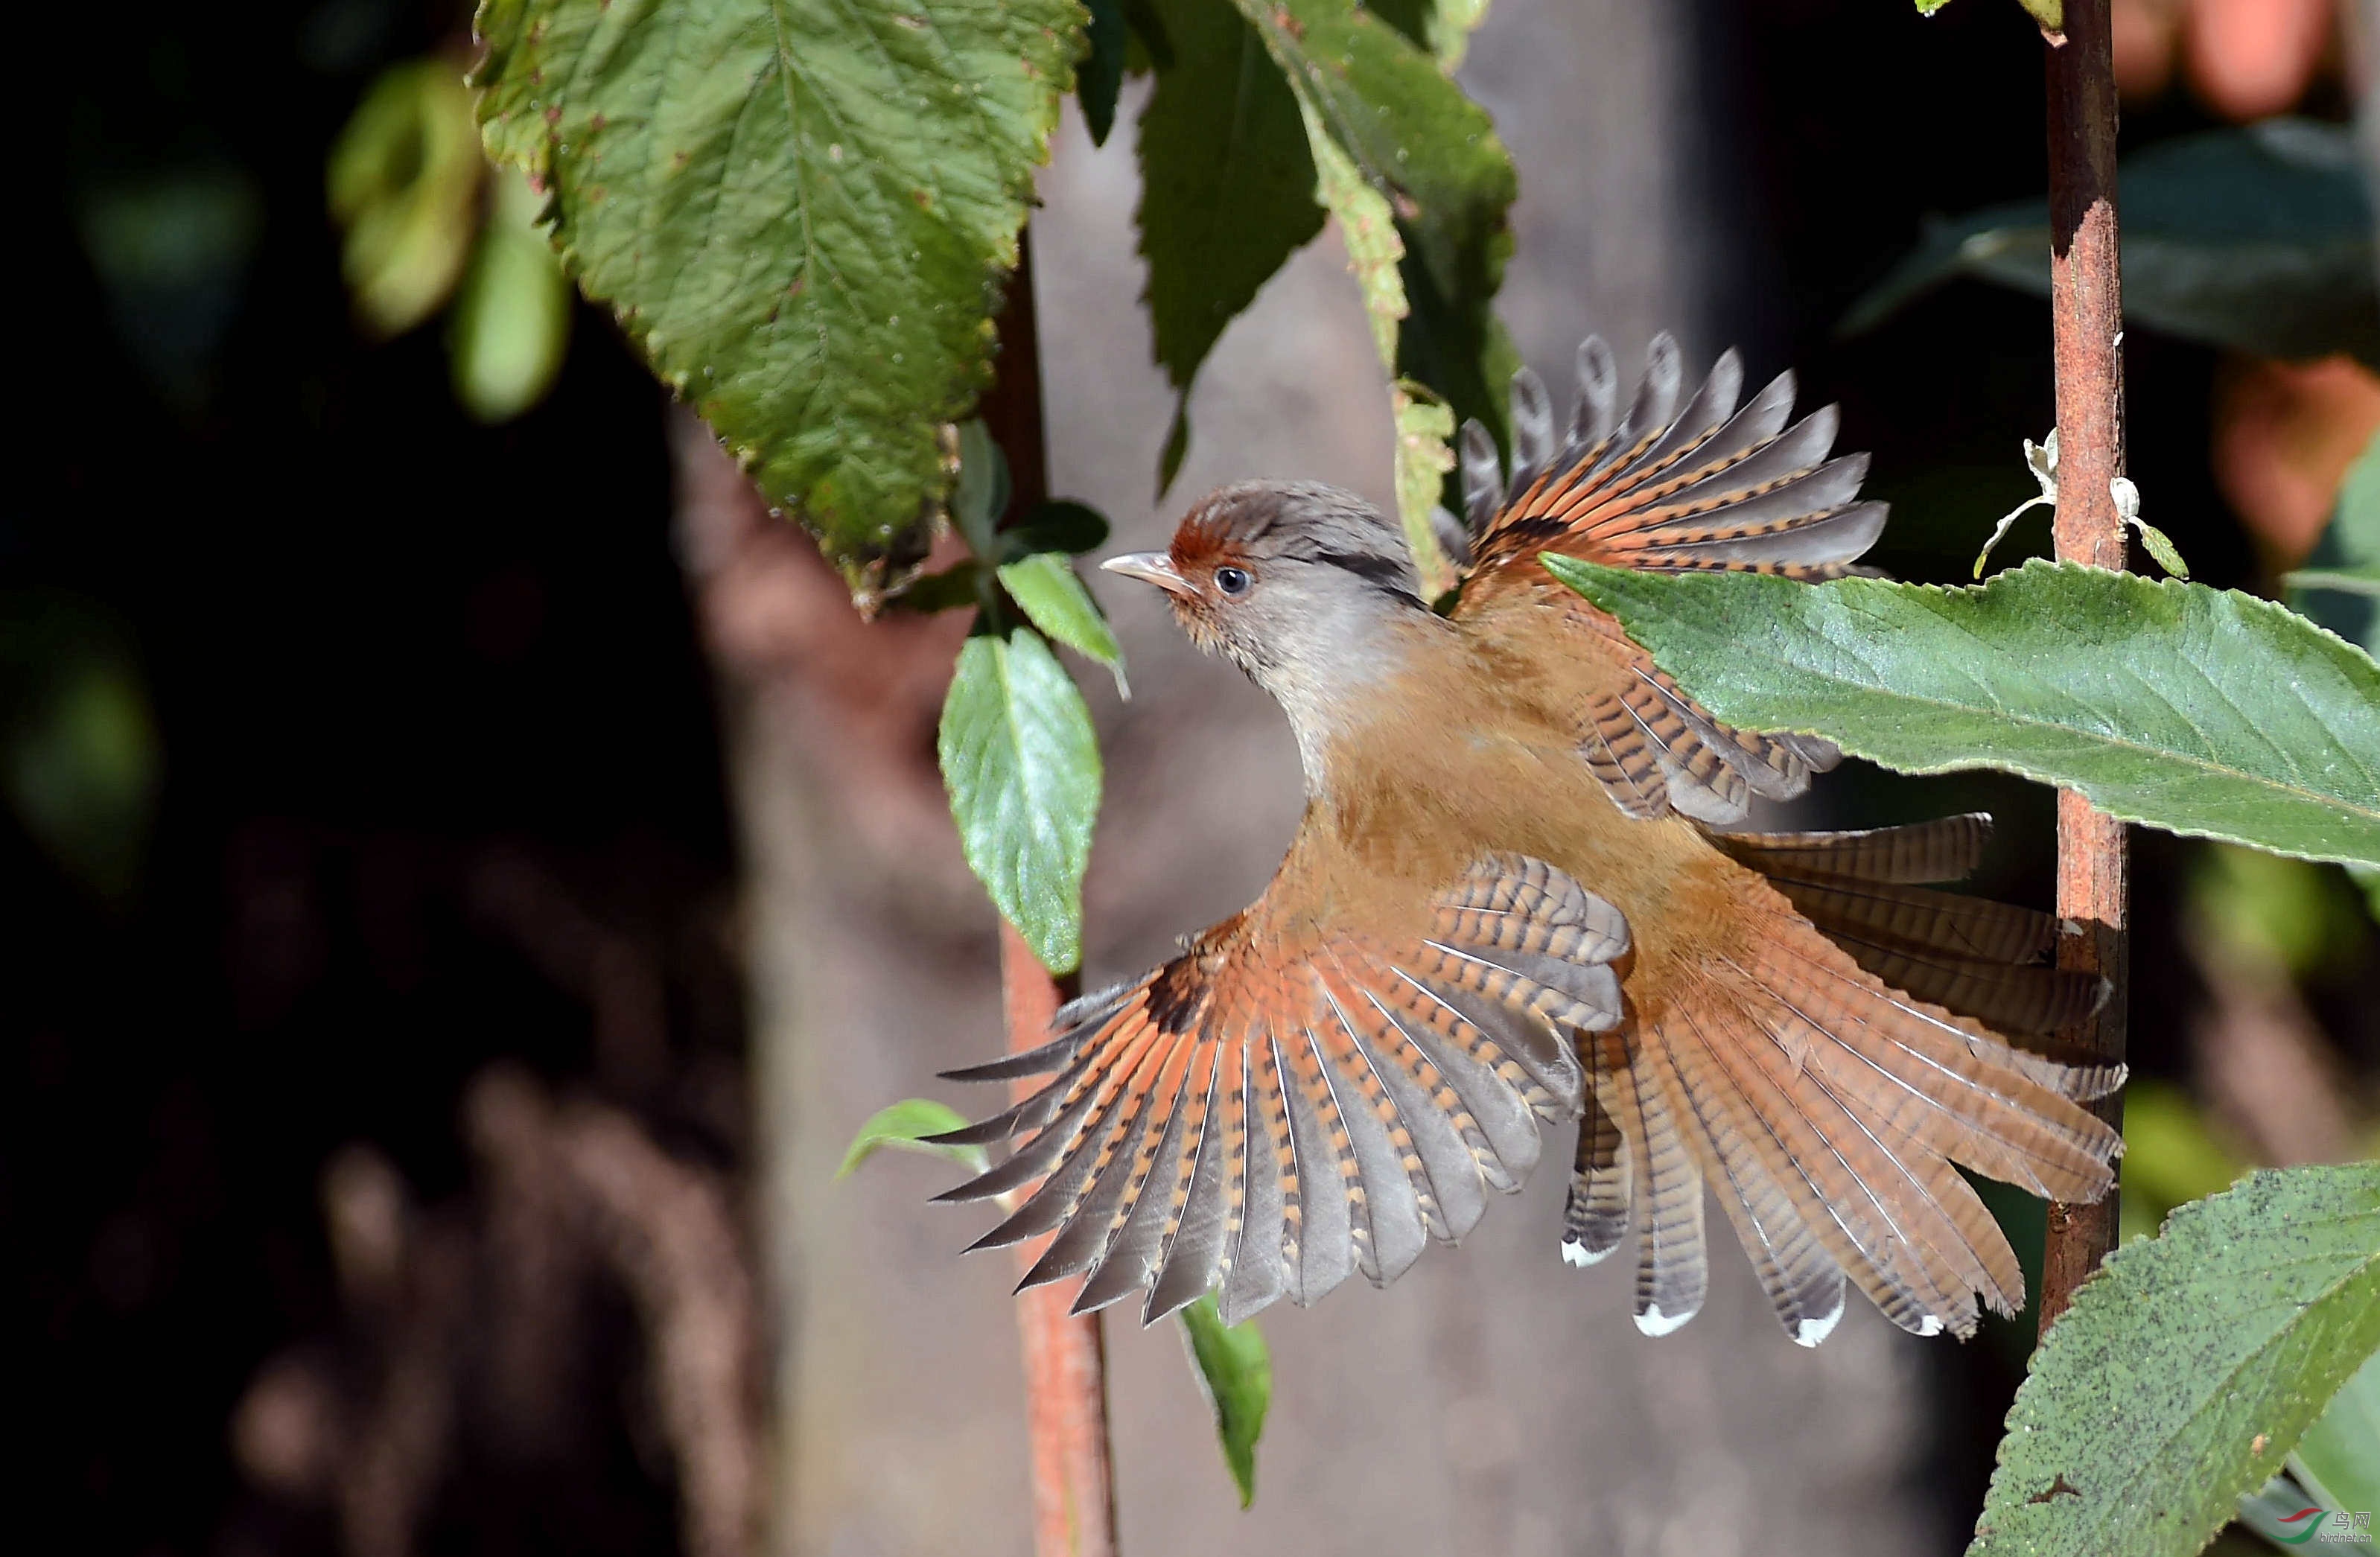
[1230,0,1510,595]
[471,0,1081,595]
[1079,0,1128,146]
[2294,1349,2380,1521]
[836,1097,985,1179]
[1366,0,1491,67]
[938,630,1101,973]
[447,166,573,422]
[1969,1164,2380,1557]
[1136,0,1322,493]
[2288,430,2380,657]
[1177,1295,1270,1508]
[1846,121,2377,367]
[1543,557,2380,867]
[330,60,484,338]
[997,553,1128,695]
[1238,0,1515,454]
[1392,380,1457,599]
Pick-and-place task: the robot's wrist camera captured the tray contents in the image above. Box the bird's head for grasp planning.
[1101,481,1436,780]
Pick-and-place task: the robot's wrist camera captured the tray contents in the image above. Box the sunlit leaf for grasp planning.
[329,59,484,338]
[1545,558,2380,867]
[836,1098,985,1179]
[1177,1295,1270,1508]
[447,167,573,422]
[1969,1164,2380,1557]
[997,553,1127,697]
[472,0,1081,596]
[939,629,1101,973]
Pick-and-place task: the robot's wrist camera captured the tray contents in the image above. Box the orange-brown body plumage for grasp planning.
[937,333,2119,1346]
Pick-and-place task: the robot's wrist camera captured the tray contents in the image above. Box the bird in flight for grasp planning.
[935,334,2119,1346]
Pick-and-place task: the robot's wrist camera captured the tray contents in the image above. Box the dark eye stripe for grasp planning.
[1307,549,1423,605]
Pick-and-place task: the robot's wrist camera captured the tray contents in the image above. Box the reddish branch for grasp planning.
[981,233,1121,1557]
[2039,0,2131,1334]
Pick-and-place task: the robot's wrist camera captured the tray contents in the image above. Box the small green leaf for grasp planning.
[997,553,1129,696]
[1542,557,2380,868]
[1968,1164,2380,1557]
[939,630,1101,973]
[1136,0,1323,493]
[1003,499,1111,558]
[328,59,484,338]
[1079,0,1129,146]
[836,1098,985,1179]
[954,421,1012,561]
[473,0,1080,594]
[1177,1295,1270,1508]
[2288,429,2380,657]
[1392,380,1459,599]
[446,166,573,422]
[1846,121,2378,369]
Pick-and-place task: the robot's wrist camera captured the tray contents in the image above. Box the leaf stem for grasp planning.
[982,232,1119,1557]
[2039,0,2130,1334]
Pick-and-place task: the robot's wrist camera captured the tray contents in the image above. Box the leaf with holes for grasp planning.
[1969,1164,2380,1557]
[1545,557,2380,867]
[472,0,1081,596]
[939,629,1101,973]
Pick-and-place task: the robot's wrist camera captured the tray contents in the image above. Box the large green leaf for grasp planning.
[1544,558,2380,868]
[1845,121,2379,369]
[1969,1164,2380,1557]
[471,0,1081,596]
[1136,0,1323,491]
[2288,430,2380,658]
[1177,1295,1271,1508]
[938,629,1101,973]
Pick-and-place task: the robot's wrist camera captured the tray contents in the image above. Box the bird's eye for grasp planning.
[1214,566,1251,597]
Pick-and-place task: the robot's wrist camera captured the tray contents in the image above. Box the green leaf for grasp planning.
[1079,0,1128,146]
[939,629,1101,973]
[1177,1295,1270,1508]
[836,1097,985,1179]
[2294,1348,2380,1521]
[1228,0,1511,593]
[953,420,1011,561]
[447,166,574,422]
[996,552,1129,696]
[1968,1164,2380,1557]
[1003,499,1111,558]
[471,0,1081,596]
[1845,121,2379,369]
[2288,429,2380,657]
[1542,557,2380,868]
[1366,0,1492,67]
[1239,0,1516,450]
[1392,380,1458,599]
[1135,0,1323,492]
[0,594,162,903]
[329,59,485,338]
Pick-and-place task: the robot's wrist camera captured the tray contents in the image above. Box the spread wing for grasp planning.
[934,856,1630,1326]
[1450,334,1884,825]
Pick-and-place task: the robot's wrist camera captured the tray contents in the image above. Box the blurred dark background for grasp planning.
[12,1,2374,1554]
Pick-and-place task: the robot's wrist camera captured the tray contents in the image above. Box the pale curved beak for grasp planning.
[1100,551,1194,598]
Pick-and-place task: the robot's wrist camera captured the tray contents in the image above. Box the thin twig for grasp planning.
[982,232,1120,1557]
[2039,0,2131,1334]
